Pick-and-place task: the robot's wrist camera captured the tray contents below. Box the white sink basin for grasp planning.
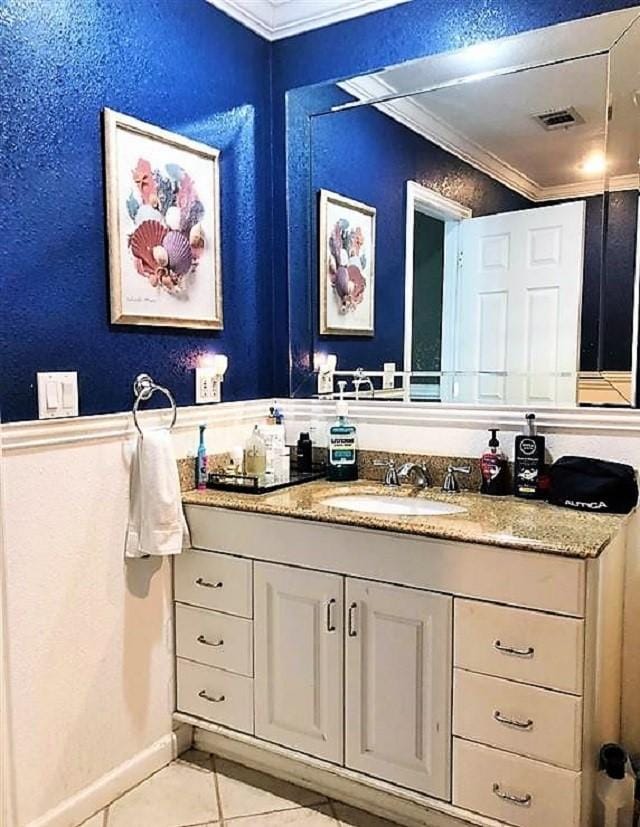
[321,494,467,517]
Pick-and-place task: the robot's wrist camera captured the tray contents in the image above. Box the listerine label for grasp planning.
[329,429,356,466]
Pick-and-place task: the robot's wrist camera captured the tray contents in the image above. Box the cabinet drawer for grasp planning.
[454,599,584,694]
[177,658,253,733]
[453,669,582,770]
[174,550,252,618]
[453,739,581,827]
[175,603,253,676]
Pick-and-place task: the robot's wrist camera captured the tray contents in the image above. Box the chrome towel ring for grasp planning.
[132,373,177,435]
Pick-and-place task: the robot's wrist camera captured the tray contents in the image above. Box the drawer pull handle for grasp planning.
[494,640,535,658]
[198,689,225,703]
[326,598,337,632]
[492,783,532,807]
[348,602,358,637]
[197,634,224,647]
[195,577,223,589]
[493,710,534,730]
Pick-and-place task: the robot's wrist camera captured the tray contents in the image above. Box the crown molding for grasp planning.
[208,0,412,41]
[340,76,541,200]
[1,399,270,452]
[340,77,640,203]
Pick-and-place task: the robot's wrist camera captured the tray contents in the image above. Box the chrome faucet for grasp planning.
[352,367,375,400]
[442,465,471,493]
[373,459,400,486]
[397,462,431,489]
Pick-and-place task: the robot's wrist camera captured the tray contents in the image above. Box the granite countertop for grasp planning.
[182,479,629,558]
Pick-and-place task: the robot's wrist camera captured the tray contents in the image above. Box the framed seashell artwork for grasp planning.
[103,108,222,329]
[319,188,376,336]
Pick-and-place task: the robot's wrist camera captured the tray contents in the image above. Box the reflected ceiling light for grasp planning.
[463,40,498,63]
[579,151,607,175]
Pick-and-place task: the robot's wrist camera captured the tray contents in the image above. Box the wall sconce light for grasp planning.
[195,354,228,404]
[316,353,337,396]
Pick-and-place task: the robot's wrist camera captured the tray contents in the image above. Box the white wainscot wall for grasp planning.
[1,397,639,827]
[0,400,268,827]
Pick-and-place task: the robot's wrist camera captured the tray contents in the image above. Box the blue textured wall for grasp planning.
[0,0,273,422]
[308,102,531,378]
[272,0,640,395]
[2,0,638,419]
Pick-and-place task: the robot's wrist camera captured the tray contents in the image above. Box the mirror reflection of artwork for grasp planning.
[104,109,222,329]
[319,189,376,335]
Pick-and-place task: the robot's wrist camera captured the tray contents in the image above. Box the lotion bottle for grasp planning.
[328,382,358,482]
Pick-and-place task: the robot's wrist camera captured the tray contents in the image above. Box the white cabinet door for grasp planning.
[345,578,452,799]
[254,562,344,763]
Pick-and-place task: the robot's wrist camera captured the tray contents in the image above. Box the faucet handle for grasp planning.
[373,459,400,486]
[443,465,471,493]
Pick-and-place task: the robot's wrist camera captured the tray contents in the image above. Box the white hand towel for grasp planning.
[125,430,191,558]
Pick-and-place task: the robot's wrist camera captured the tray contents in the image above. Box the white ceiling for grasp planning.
[339,8,640,200]
[208,0,412,40]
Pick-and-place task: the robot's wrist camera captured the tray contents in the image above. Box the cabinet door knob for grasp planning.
[197,634,224,647]
[326,598,337,632]
[492,783,532,807]
[198,689,225,703]
[195,577,223,589]
[494,640,534,658]
[348,602,358,637]
[493,710,534,730]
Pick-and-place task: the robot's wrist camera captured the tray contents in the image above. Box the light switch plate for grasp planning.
[37,372,78,419]
[195,368,221,404]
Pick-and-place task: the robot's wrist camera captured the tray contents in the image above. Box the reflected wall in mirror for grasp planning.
[288,7,640,407]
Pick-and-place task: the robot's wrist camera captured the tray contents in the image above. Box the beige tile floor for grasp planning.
[78,750,403,827]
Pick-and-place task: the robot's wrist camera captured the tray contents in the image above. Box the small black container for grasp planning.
[296,432,313,472]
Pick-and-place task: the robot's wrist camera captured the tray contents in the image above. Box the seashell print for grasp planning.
[163,230,193,275]
[347,264,366,304]
[334,266,350,299]
[135,204,164,226]
[165,205,182,231]
[129,220,168,274]
[189,222,205,248]
[152,245,168,266]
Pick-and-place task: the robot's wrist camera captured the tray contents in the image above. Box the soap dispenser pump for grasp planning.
[328,381,358,482]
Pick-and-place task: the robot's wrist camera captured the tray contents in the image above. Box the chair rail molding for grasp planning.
[280,398,640,436]
[1,399,271,453]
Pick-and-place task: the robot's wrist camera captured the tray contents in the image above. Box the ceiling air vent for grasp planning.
[532,107,585,131]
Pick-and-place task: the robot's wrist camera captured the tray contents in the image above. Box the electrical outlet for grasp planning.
[195,368,221,404]
[383,362,396,390]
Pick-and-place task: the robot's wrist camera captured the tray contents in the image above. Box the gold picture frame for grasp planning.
[319,188,376,336]
[104,108,223,329]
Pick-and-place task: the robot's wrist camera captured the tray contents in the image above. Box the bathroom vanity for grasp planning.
[174,482,629,827]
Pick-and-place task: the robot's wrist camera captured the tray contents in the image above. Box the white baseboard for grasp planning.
[26,724,192,827]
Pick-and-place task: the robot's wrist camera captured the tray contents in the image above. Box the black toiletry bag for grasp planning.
[548,456,638,514]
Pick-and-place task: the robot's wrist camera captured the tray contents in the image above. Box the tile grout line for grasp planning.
[328,799,341,825]
[211,753,225,826]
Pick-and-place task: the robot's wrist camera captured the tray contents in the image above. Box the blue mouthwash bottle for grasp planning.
[328,382,358,482]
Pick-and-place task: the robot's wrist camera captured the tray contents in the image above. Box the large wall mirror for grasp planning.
[287,8,640,407]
